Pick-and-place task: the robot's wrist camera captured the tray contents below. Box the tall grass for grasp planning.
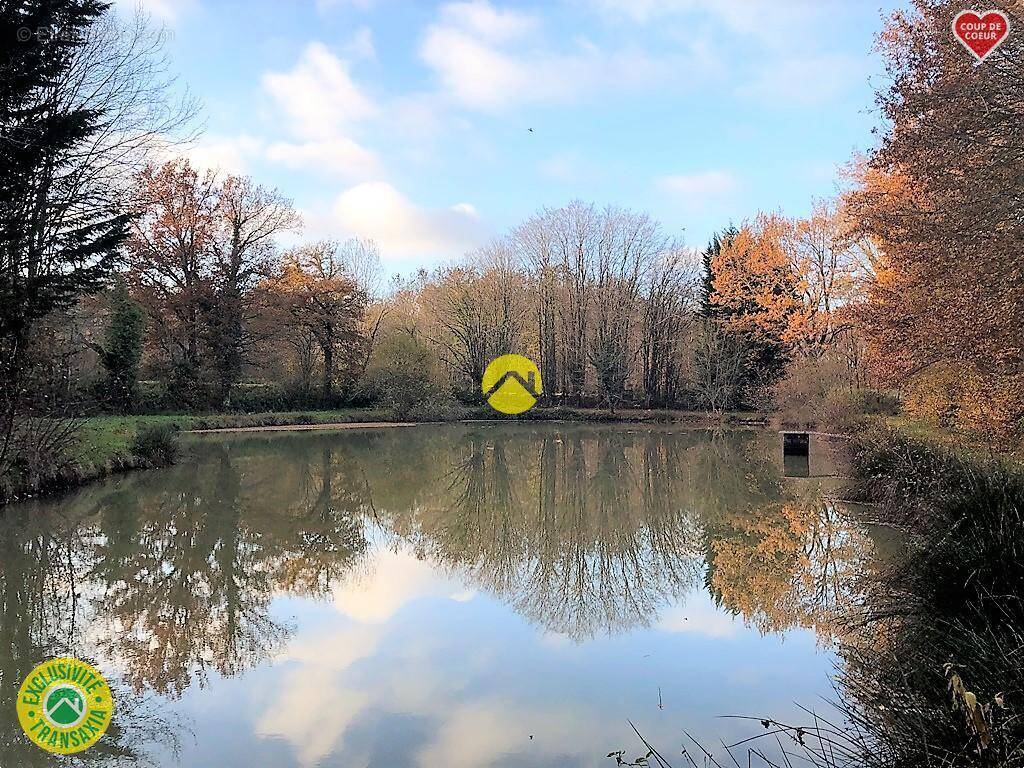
[836,425,1024,767]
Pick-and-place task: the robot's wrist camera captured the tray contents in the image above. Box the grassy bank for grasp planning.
[3,409,389,502]
[833,421,1024,767]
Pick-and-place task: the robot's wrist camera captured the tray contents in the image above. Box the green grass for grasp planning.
[72,410,395,463]
[885,415,1023,462]
[72,414,194,466]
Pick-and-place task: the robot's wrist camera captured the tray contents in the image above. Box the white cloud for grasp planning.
[255,627,378,766]
[258,43,383,180]
[117,0,198,24]
[658,591,742,638]
[438,1,539,42]
[313,181,488,264]
[585,0,869,105]
[417,702,596,768]
[265,138,379,179]
[262,42,377,140]
[420,24,538,110]
[332,547,476,623]
[657,170,739,209]
[178,134,263,175]
[587,0,843,43]
[420,0,698,111]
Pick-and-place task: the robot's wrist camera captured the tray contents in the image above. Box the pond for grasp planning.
[0,423,877,767]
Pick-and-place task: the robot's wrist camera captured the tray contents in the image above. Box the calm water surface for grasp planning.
[0,423,872,767]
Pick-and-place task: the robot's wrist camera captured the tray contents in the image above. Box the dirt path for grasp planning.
[188,421,417,434]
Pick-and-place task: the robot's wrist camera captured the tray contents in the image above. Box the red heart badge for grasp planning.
[952,9,1011,62]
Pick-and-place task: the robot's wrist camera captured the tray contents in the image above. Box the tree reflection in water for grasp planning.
[706,483,874,639]
[348,424,873,641]
[0,424,882,762]
[0,507,182,767]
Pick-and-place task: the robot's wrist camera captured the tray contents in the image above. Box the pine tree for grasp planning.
[699,225,737,317]
[0,0,129,393]
[101,278,145,410]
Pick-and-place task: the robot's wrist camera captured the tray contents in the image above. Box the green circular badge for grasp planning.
[16,657,113,754]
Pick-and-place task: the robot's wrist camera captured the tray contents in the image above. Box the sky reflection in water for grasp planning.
[0,424,869,767]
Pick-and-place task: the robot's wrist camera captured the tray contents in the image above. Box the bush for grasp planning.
[357,330,455,419]
[904,363,1024,440]
[130,424,179,467]
[401,400,469,422]
[221,381,331,412]
[773,354,894,430]
[840,424,1024,766]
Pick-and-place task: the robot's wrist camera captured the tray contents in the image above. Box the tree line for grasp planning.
[80,184,870,417]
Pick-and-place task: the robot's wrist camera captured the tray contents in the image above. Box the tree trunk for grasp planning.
[321,340,334,403]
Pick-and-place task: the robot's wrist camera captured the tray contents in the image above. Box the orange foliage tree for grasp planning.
[710,213,803,388]
[264,241,368,402]
[846,0,1024,437]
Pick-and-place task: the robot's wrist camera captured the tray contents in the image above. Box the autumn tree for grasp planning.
[127,160,219,404]
[270,241,369,402]
[784,202,861,357]
[847,0,1024,435]
[710,214,803,391]
[127,160,297,406]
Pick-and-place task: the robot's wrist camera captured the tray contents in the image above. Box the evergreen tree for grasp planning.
[101,278,145,410]
[0,0,129,400]
[699,225,737,317]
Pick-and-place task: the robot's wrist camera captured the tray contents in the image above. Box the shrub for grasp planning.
[357,330,454,419]
[904,363,1024,441]
[773,354,894,430]
[130,424,179,467]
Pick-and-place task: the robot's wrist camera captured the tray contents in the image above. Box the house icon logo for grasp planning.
[482,354,542,415]
[16,657,114,755]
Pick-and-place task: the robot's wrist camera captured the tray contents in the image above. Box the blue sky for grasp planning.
[119,0,908,275]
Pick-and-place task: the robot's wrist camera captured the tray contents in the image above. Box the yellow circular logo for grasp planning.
[16,657,113,754]
[482,354,542,415]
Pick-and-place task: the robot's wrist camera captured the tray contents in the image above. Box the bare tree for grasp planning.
[642,249,699,406]
[691,321,747,415]
[588,208,665,410]
[208,175,300,405]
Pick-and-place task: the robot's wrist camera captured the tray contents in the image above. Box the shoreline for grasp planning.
[5,409,1011,504]
[188,420,418,433]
